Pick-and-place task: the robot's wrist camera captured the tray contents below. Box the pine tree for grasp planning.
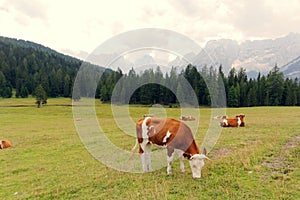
[282,78,297,106]
[198,66,209,105]
[20,86,29,98]
[35,84,47,108]
[63,74,71,97]
[246,79,257,106]
[72,84,81,102]
[0,71,12,97]
[176,79,185,105]
[228,68,236,87]
[227,86,239,107]
[100,85,109,102]
[217,73,226,107]
[0,71,6,96]
[266,65,284,106]
[297,80,300,106]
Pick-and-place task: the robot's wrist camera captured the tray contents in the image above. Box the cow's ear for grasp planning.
[145,118,152,126]
[183,153,191,159]
[203,147,207,155]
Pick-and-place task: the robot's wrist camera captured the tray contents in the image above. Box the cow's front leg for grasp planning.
[175,149,185,173]
[167,148,175,175]
[179,154,185,172]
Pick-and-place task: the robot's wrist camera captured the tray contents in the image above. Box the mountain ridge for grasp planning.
[2,34,299,79]
[71,33,300,78]
[195,33,300,78]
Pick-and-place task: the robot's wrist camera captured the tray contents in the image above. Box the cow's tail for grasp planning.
[131,139,139,154]
[129,139,139,160]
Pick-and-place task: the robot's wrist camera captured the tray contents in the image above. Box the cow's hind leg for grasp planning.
[167,148,175,175]
[145,143,152,171]
[141,153,147,172]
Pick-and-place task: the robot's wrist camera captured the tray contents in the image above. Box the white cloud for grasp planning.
[5,0,48,20]
[0,0,299,59]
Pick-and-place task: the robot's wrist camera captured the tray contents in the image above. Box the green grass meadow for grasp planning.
[1,98,300,199]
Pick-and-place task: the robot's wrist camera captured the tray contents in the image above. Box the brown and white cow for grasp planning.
[213,115,227,120]
[0,140,12,149]
[143,114,154,117]
[179,116,196,121]
[132,117,210,179]
[220,114,245,127]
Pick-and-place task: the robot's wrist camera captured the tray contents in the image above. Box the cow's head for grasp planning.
[236,114,245,126]
[189,148,210,179]
[236,114,245,119]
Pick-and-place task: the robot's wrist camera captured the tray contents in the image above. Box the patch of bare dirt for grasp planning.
[285,141,298,148]
[261,135,299,177]
[211,148,230,158]
[261,157,285,169]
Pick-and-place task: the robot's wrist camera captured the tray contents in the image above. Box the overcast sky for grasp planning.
[1,0,300,58]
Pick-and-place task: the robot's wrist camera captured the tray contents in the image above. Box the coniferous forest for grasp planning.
[0,36,81,98]
[1,36,300,107]
[97,65,300,107]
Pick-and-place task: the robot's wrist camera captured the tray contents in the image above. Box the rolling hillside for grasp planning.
[0,36,105,98]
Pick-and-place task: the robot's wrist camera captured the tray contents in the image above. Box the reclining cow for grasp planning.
[213,115,227,120]
[220,114,245,127]
[179,116,196,121]
[0,140,12,149]
[132,117,210,179]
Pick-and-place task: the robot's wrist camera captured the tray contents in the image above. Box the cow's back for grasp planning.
[137,117,197,152]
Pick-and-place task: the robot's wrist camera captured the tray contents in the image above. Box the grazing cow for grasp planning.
[179,116,196,121]
[220,114,245,127]
[132,117,210,179]
[0,140,12,149]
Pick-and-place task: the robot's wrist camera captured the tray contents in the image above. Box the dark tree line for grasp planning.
[1,36,300,107]
[223,65,299,107]
[97,65,300,107]
[0,36,86,98]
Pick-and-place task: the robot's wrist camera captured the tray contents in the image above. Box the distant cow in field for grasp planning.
[213,115,227,120]
[132,117,210,179]
[220,114,245,127]
[143,114,154,117]
[179,116,196,121]
[0,140,12,149]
